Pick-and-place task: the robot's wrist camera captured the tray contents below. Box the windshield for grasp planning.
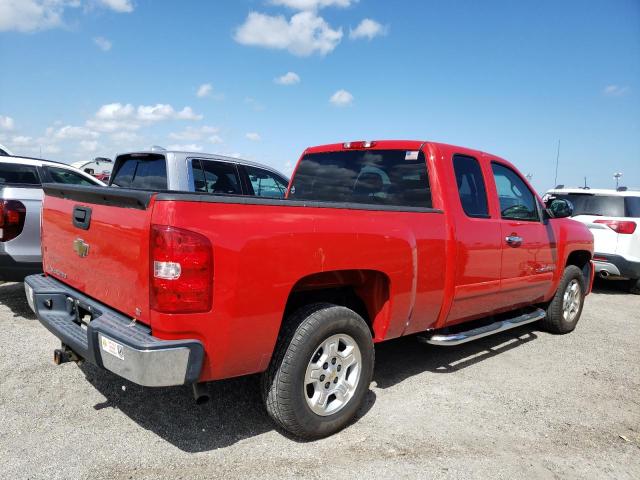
[554,193,626,217]
[289,149,432,208]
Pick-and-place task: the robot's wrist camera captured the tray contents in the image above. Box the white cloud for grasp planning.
[603,85,629,97]
[87,102,202,132]
[275,71,301,85]
[329,89,353,107]
[93,36,112,51]
[53,125,100,140]
[270,0,355,10]
[209,134,223,144]
[79,140,98,152]
[169,125,219,141]
[0,115,15,130]
[196,83,212,98]
[11,135,32,146]
[234,11,342,56]
[167,144,204,152]
[349,18,386,40]
[0,0,76,32]
[98,0,133,13]
[95,102,135,120]
[0,0,132,33]
[245,132,261,141]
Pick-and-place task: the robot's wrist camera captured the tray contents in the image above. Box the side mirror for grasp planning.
[546,198,573,218]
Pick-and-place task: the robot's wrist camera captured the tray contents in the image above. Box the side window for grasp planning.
[46,167,95,186]
[491,163,539,221]
[193,160,241,195]
[453,155,489,217]
[0,163,40,185]
[245,166,287,198]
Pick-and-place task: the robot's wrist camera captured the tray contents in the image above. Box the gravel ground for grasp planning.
[0,279,638,479]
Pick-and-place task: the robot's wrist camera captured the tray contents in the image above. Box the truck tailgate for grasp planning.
[41,185,155,324]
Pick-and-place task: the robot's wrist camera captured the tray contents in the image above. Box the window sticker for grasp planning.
[405,151,419,161]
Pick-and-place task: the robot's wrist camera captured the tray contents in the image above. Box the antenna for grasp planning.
[553,139,560,187]
[584,177,587,188]
[614,172,623,189]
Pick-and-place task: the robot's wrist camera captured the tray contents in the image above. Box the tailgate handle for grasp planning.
[72,206,92,230]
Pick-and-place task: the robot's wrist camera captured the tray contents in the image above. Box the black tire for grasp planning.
[540,265,586,334]
[261,303,374,439]
[628,278,640,295]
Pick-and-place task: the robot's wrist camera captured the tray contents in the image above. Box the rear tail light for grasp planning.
[594,219,637,234]
[0,200,26,242]
[150,225,213,313]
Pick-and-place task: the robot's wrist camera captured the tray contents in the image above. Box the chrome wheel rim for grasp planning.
[562,279,581,322]
[304,333,362,417]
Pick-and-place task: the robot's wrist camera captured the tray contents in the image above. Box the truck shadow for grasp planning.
[78,326,536,452]
[79,362,376,452]
[373,326,538,389]
[0,282,37,320]
[590,278,633,296]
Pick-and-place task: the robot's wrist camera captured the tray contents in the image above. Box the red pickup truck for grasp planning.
[25,140,594,438]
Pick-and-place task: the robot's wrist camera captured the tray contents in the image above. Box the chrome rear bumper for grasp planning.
[24,274,203,387]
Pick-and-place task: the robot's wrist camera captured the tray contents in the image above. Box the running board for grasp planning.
[417,308,546,346]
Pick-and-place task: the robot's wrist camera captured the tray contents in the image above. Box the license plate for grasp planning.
[100,336,125,360]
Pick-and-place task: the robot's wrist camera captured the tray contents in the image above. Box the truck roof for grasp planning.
[303,140,511,166]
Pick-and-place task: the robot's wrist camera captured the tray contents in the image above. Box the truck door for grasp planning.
[490,162,555,307]
[446,154,504,325]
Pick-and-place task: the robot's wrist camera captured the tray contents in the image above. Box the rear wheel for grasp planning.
[629,278,640,295]
[540,265,585,334]
[261,303,374,439]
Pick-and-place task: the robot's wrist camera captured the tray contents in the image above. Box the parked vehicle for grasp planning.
[108,149,289,198]
[545,187,640,293]
[0,156,104,281]
[70,157,113,183]
[0,144,13,156]
[26,140,593,438]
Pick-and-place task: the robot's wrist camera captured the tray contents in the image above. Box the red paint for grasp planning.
[41,140,594,382]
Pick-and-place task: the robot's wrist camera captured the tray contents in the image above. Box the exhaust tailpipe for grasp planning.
[599,270,610,278]
[192,383,210,405]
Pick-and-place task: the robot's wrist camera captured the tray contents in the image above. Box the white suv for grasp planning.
[545,187,640,294]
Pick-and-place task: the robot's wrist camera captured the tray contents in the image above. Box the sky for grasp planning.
[0,0,638,193]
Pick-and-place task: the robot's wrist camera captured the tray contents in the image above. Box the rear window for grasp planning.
[110,154,167,190]
[0,163,41,185]
[289,149,432,208]
[554,193,626,217]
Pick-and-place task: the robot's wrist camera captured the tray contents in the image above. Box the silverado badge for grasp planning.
[73,238,90,258]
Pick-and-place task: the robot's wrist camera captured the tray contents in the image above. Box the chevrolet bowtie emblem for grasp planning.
[73,238,90,258]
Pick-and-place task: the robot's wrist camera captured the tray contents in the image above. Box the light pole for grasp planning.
[614,172,623,189]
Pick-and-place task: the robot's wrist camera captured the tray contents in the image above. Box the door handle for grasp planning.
[505,235,523,247]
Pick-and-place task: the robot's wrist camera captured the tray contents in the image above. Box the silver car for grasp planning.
[108,149,289,198]
[0,155,104,281]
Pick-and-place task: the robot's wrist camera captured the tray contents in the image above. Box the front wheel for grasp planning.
[540,265,586,334]
[628,278,640,295]
[261,303,374,439]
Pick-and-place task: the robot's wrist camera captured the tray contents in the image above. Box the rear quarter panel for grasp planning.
[149,200,447,381]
